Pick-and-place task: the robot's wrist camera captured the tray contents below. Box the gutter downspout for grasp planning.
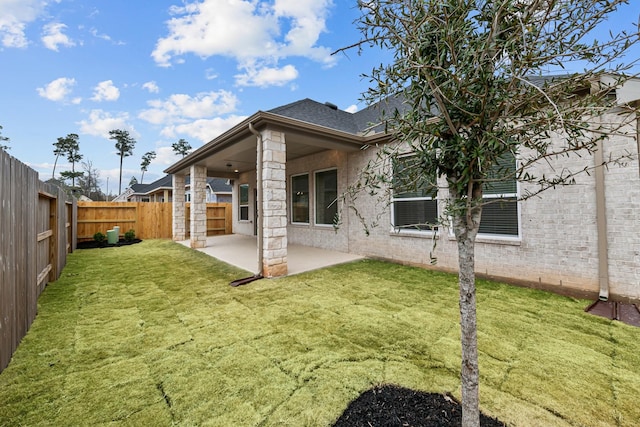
[594,118,610,301]
[249,123,264,277]
[637,114,640,178]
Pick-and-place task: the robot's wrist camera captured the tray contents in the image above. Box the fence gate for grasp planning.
[36,192,56,295]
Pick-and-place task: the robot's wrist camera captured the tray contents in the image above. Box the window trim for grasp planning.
[476,192,521,240]
[313,168,338,227]
[290,173,310,225]
[477,153,520,239]
[390,154,439,235]
[238,183,250,222]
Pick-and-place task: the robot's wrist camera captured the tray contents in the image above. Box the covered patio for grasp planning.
[177,234,364,276]
[164,101,390,278]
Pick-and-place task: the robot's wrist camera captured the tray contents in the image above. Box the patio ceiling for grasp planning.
[164,111,390,178]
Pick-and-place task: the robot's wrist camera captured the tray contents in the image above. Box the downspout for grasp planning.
[594,119,610,301]
[249,123,264,277]
[637,114,640,178]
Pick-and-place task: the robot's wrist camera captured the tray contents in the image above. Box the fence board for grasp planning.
[24,160,38,335]
[77,202,231,241]
[0,150,75,373]
[0,151,8,371]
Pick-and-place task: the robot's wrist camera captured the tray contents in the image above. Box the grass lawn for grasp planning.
[1,239,639,426]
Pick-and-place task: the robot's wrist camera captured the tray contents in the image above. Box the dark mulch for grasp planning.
[333,385,506,427]
[76,239,143,249]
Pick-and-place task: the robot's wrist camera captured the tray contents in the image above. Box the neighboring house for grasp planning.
[165,75,640,302]
[113,174,232,203]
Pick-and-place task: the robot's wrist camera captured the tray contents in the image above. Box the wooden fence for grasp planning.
[1,149,77,373]
[77,202,232,241]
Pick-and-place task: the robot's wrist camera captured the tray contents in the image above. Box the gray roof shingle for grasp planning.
[267,95,409,135]
[131,174,231,195]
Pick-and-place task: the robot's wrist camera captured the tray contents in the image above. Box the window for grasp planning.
[392,155,438,231]
[479,153,519,237]
[239,184,249,221]
[291,174,309,223]
[314,169,337,225]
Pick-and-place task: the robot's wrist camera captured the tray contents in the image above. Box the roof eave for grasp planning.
[164,112,262,175]
[164,111,387,176]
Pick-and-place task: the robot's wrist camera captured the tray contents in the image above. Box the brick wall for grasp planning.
[231,111,639,300]
[342,110,640,300]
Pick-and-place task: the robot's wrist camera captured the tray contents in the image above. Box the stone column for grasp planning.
[261,129,288,277]
[172,174,186,241]
[190,165,207,248]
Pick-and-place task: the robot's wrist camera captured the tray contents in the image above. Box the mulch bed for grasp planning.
[333,385,505,427]
[76,239,143,249]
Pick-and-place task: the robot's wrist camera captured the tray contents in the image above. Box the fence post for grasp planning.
[48,196,58,283]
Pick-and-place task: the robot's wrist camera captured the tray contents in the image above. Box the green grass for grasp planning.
[1,240,639,426]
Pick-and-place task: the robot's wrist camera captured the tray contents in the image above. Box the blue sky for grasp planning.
[0,1,638,196]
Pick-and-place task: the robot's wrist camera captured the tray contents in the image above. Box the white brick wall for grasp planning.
[286,150,350,252]
[342,111,640,300]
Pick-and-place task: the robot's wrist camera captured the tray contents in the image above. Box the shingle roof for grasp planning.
[131,174,231,195]
[208,178,232,193]
[267,95,410,135]
[268,98,361,133]
[267,76,582,136]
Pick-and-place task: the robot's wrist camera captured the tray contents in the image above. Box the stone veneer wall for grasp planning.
[261,129,288,277]
[172,174,186,241]
[190,165,207,248]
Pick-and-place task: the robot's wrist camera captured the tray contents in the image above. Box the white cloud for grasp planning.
[0,0,49,48]
[77,109,138,139]
[205,68,218,80]
[272,0,333,61]
[91,80,120,102]
[154,145,182,166]
[139,90,239,125]
[41,22,75,51]
[235,64,299,87]
[161,115,248,143]
[90,27,125,45]
[345,104,358,113]
[142,81,160,93]
[37,77,77,102]
[152,0,335,87]
[90,27,111,41]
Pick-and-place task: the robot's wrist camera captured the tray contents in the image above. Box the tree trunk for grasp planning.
[52,153,60,179]
[118,155,123,194]
[452,195,482,427]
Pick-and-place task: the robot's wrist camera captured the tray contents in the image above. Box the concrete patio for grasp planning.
[178,234,364,276]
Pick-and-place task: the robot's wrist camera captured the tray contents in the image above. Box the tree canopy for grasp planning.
[172,138,192,158]
[60,134,82,189]
[140,151,156,184]
[0,125,10,150]
[346,1,639,425]
[109,129,137,195]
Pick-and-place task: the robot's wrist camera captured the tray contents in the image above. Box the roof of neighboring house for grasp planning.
[208,178,233,193]
[129,174,231,197]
